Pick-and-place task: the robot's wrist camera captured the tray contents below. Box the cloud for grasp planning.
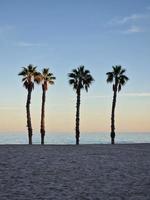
[110,14,149,25]
[107,12,150,34]
[0,25,14,33]
[122,25,145,34]
[84,95,111,99]
[85,92,150,99]
[16,42,47,47]
[121,92,150,97]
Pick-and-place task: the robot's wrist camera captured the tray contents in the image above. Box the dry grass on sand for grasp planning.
[0,144,150,200]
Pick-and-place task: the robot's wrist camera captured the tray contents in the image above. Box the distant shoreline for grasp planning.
[0,143,150,146]
[0,132,150,144]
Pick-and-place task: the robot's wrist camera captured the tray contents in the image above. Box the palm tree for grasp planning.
[38,68,56,145]
[18,64,40,145]
[106,65,129,144]
[68,65,94,145]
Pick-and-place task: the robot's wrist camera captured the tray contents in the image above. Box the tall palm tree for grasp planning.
[38,68,56,145]
[18,64,40,144]
[68,65,94,145]
[106,65,129,144]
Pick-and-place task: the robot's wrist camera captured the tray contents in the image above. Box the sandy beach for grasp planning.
[0,144,150,200]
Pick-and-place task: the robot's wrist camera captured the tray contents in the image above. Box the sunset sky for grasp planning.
[0,0,150,134]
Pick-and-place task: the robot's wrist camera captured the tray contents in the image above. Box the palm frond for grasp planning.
[37,68,56,88]
[106,72,114,83]
[78,65,84,72]
[18,70,26,76]
[118,84,122,92]
[69,79,75,85]
[120,75,129,81]
[72,69,78,75]
[68,66,94,92]
[23,81,29,89]
[119,78,126,86]
[106,65,129,92]
[34,75,42,84]
[19,65,39,90]
[68,73,76,78]
[120,68,126,75]
[22,77,27,82]
[84,69,90,75]
[113,65,122,75]
[85,85,89,92]
[48,80,55,85]
[42,68,49,75]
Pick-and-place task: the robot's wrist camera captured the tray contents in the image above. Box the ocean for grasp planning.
[0,132,150,144]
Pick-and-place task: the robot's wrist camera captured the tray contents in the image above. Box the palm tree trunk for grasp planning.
[40,85,46,145]
[76,89,81,145]
[111,84,117,144]
[26,88,32,145]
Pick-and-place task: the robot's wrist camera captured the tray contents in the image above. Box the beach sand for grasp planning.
[0,144,150,200]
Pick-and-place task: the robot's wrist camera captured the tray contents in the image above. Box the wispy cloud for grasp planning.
[84,95,111,99]
[110,14,149,25]
[108,11,150,34]
[0,25,14,33]
[85,92,150,99]
[122,25,145,34]
[122,92,150,97]
[16,42,47,47]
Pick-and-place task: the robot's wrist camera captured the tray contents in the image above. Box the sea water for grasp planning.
[0,132,150,144]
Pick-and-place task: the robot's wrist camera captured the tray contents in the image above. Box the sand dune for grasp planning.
[0,144,150,200]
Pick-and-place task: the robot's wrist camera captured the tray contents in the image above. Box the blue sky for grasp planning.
[0,0,150,133]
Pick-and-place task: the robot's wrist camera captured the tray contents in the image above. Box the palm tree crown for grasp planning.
[68,65,94,91]
[106,65,129,92]
[18,64,40,90]
[39,68,56,89]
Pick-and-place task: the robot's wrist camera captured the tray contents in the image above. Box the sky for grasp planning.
[0,0,150,134]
